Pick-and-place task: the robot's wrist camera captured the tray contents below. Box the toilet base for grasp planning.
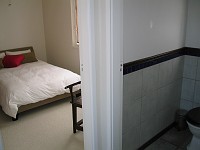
[187,135,200,150]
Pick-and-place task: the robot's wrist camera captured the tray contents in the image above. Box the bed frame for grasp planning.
[14,93,70,121]
[1,46,71,121]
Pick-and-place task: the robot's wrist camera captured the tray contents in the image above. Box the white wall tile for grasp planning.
[181,78,195,101]
[194,81,200,103]
[157,84,174,112]
[142,65,159,96]
[156,107,175,132]
[141,91,158,122]
[122,125,140,150]
[140,116,157,145]
[181,56,200,111]
[123,70,142,106]
[123,57,183,149]
[180,99,193,111]
[123,98,141,134]
[170,80,182,109]
[183,56,198,79]
[196,57,200,80]
[158,60,173,88]
[172,56,184,81]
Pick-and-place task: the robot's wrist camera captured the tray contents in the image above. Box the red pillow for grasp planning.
[2,54,24,68]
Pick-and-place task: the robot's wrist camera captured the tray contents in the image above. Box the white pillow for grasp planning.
[6,49,31,55]
[0,52,5,58]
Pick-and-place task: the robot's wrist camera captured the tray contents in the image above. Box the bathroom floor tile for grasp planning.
[179,135,192,149]
[160,127,192,147]
[145,139,177,150]
[145,127,192,150]
[176,148,187,150]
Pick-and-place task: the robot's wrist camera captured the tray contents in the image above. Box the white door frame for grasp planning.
[78,0,123,149]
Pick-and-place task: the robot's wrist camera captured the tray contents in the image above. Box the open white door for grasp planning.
[78,0,123,150]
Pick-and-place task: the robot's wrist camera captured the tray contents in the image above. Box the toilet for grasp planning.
[186,107,200,150]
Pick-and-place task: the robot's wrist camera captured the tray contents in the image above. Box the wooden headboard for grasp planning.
[1,46,34,53]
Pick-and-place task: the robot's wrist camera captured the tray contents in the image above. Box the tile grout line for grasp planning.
[159,137,179,148]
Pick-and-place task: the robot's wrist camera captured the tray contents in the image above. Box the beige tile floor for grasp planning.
[0,98,84,150]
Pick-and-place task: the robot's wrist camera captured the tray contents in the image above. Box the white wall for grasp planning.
[185,0,200,48]
[0,0,47,61]
[42,0,80,74]
[123,0,187,63]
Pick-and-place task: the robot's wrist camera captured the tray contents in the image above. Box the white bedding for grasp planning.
[0,61,81,118]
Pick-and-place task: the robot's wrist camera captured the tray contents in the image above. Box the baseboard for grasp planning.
[138,122,175,150]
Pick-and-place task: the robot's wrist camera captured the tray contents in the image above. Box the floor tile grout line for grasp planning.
[159,138,179,148]
[153,127,192,150]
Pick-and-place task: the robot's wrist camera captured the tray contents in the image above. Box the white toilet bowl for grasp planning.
[187,121,200,150]
[186,107,200,150]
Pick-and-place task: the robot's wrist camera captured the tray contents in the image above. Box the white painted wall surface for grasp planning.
[123,0,187,63]
[185,0,200,48]
[0,0,47,61]
[42,0,80,74]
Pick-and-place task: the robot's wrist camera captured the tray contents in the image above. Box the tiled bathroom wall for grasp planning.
[180,55,200,110]
[123,56,184,150]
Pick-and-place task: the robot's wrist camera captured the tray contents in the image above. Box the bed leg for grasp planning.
[12,114,19,121]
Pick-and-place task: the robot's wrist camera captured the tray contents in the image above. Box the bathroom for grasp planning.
[122,0,200,149]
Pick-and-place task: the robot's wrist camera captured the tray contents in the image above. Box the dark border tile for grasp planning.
[123,47,200,75]
[185,47,200,57]
[123,48,185,75]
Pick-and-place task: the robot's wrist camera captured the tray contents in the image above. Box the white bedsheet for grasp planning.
[0,61,81,118]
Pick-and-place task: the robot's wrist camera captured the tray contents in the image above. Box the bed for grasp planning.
[0,47,81,120]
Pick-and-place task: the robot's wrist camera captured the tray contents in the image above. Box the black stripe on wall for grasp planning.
[123,47,200,75]
[185,47,200,57]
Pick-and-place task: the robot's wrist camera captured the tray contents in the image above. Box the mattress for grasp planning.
[0,60,81,118]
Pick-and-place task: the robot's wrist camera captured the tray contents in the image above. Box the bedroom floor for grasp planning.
[0,98,84,150]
